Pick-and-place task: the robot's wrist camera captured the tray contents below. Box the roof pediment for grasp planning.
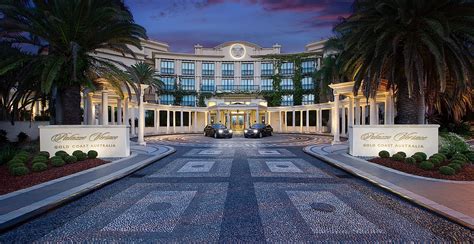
[213,41,262,50]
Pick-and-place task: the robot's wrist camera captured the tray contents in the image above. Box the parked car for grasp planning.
[244,123,273,138]
[203,124,233,138]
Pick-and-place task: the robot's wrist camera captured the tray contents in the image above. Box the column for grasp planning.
[279,111,282,132]
[131,107,136,135]
[155,108,160,134]
[354,98,360,125]
[268,111,272,125]
[87,92,94,125]
[226,112,230,128]
[384,93,394,125]
[332,93,340,144]
[173,110,176,133]
[317,109,322,132]
[166,109,170,133]
[348,97,354,127]
[256,107,260,123]
[188,111,192,132]
[206,111,210,125]
[306,109,310,133]
[370,98,377,125]
[117,98,122,125]
[123,96,129,126]
[110,105,115,125]
[292,110,295,132]
[361,105,366,125]
[246,111,250,127]
[217,109,221,123]
[264,111,268,124]
[376,103,380,125]
[341,105,346,136]
[180,110,184,132]
[137,84,147,145]
[300,110,303,133]
[194,111,198,132]
[82,92,88,124]
[101,90,108,125]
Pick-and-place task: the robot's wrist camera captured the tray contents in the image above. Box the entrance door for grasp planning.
[231,115,244,131]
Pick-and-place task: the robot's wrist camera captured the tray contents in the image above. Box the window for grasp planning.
[160,94,175,105]
[181,95,196,106]
[302,94,315,105]
[261,63,273,76]
[222,63,234,77]
[241,79,254,91]
[202,62,215,76]
[201,79,215,92]
[222,79,234,91]
[160,60,174,74]
[162,77,176,91]
[241,63,254,76]
[261,79,273,91]
[181,62,195,75]
[280,62,294,75]
[281,78,293,90]
[281,95,294,106]
[180,78,195,91]
[302,60,315,73]
[302,77,314,90]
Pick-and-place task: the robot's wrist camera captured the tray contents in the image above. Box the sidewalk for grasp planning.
[0,143,175,231]
[304,143,474,230]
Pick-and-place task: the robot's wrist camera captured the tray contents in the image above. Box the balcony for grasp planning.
[182,69,195,76]
[216,85,259,93]
[181,101,195,106]
[302,68,315,74]
[200,85,215,92]
[261,69,273,76]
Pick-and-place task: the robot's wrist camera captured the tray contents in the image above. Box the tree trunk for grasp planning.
[60,84,82,125]
[395,81,424,124]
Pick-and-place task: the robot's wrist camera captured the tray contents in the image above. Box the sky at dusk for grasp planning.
[125,0,353,53]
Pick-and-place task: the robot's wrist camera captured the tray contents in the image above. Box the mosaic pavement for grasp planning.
[0,135,472,242]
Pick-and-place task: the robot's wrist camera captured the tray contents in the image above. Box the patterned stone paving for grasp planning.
[0,134,472,242]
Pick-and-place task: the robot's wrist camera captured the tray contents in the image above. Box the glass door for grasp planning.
[231,115,244,131]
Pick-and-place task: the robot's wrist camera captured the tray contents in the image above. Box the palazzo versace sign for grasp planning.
[39,125,130,158]
[349,125,440,157]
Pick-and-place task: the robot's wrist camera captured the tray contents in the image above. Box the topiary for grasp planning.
[11,166,29,176]
[32,155,48,163]
[396,151,407,158]
[72,150,84,158]
[432,153,447,161]
[451,159,465,166]
[391,153,404,162]
[64,155,77,164]
[430,155,444,163]
[55,150,69,160]
[463,151,474,162]
[452,153,468,162]
[8,162,25,172]
[7,158,23,166]
[378,150,390,158]
[429,157,441,166]
[414,152,427,161]
[50,155,62,161]
[38,151,50,159]
[87,150,98,159]
[32,162,48,172]
[419,161,434,170]
[13,154,28,163]
[76,152,87,161]
[448,163,462,173]
[50,158,65,167]
[412,154,423,162]
[439,166,455,175]
[405,157,416,164]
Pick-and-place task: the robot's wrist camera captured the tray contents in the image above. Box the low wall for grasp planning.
[0,121,50,142]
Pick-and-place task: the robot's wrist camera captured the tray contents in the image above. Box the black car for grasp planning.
[244,123,273,138]
[203,124,233,138]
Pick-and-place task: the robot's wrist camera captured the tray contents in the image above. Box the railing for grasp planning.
[160,68,174,74]
[202,70,215,76]
[180,85,195,91]
[261,70,273,76]
[281,85,294,90]
[302,84,314,90]
[281,101,294,106]
[260,85,273,91]
[302,68,315,74]
[200,85,215,92]
[216,85,259,93]
[241,70,254,76]
[222,70,234,77]
[181,101,195,106]
[181,69,195,75]
[164,84,176,91]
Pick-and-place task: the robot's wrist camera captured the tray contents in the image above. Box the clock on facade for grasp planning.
[230,44,246,60]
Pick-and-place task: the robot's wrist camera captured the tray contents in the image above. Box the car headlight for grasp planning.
[253,129,258,133]
[244,129,248,133]
[229,130,233,133]
[218,129,223,134]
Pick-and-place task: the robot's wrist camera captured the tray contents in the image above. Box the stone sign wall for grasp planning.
[349,125,440,157]
[39,125,130,158]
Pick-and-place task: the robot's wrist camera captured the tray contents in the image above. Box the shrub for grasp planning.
[405,157,416,164]
[452,153,468,162]
[396,151,407,158]
[419,161,434,170]
[392,153,404,162]
[32,162,48,172]
[378,150,390,158]
[8,158,24,166]
[439,166,455,175]
[87,150,98,159]
[50,155,63,161]
[8,162,25,171]
[17,132,29,143]
[429,157,441,166]
[64,155,77,164]
[13,155,28,163]
[50,158,65,167]
[451,159,466,166]
[76,152,87,161]
[0,129,8,145]
[430,155,444,163]
[55,150,69,160]
[414,152,427,161]
[11,166,29,176]
[72,150,84,158]
[32,155,48,163]
[439,132,470,157]
[0,145,16,165]
[432,153,447,161]
[464,151,474,162]
[448,163,462,172]
[412,154,423,162]
[38,151,50,159]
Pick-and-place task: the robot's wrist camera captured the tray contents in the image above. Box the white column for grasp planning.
[317,109,322,132]
[279,111,282,132]
[256,107,260,123]
[110,105,115,125]
[268,111,271,125]
[332,93,340,144]
[137,84,147,145]
[87,92,94,125]
[246,111,250,127]
[292,110,295,132]
[361,105,366,125]
[131,107,136,135]
[217,109,221,123]
[348,97,354,127]
[123,97,129,126]
[384,92,394,125]
[306,109,310,133]
[370,98,377,125]
[166,110,170,133]
[341,105,346,136]
[264,111,268,124]
[155,109,160,134]
[226,112,230,128]
[354,98,360,125]
[101,90,108,125]
[188,111,192,132]
[117,98,122,125]
[300,110,303,133]
[194,111,198,132]
[207,111,210,124]
[173,110,176,133]
[180,110,184,132]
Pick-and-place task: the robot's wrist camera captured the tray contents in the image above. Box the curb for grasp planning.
[0,146,176,232]
[303,146,474,231]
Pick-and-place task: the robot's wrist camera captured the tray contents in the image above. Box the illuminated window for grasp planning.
[160,60,174,74]
[180,78,195,91]
[181,95,196,106]
[241,63,254,76]
[302,77,314,90]
[222,63,234,77]
[162,77,176,91]
[202,62,215,76]
[181,62,195,75]
[302,94,315,105]
[281,78,293,90]
[261,63,273,76]
[281,95,294,106]
[302,60,315,74]
[160,94,175,105]
[201,79,215,91]
[280,62,294,75]
[261,79,273,91]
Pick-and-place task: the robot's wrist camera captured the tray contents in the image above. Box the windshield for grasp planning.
[212,124,226,129]
[250,124,265,129]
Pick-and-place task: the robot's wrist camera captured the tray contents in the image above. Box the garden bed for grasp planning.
[0,158,109,195]
[369,157,474,181]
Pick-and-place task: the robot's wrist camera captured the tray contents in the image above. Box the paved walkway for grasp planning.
[304,144,474,230]
[0,144,175,231]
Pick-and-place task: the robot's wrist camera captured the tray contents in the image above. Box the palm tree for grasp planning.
[0,0,147,124]
[125,62,164,104]
[334,0,474,124]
